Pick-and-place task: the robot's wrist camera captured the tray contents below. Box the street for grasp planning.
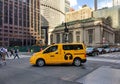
[0,52,120,84]
[0,0,119,84]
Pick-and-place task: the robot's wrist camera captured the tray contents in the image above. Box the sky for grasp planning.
[68,0,113,10]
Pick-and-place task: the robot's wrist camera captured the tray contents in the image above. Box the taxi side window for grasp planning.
[43,45,58,53]
[74,45,83,50]
[63,45,83,50]
[63,45,72,50]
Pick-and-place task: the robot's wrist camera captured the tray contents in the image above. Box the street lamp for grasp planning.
[63,22,69,43]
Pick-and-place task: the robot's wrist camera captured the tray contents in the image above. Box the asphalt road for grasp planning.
[0,52,120,84]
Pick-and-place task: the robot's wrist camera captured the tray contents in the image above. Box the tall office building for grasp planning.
[40,0,67,45]
[94,0,120,10]
[0,0,41,47]
[0,0,69,46]
[94,0,97,10]
[65,0,70,12]
[29,0,41,46]
[113,0,120,6]
[93,6,120,29]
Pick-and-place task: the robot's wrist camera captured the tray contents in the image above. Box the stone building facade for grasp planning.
[93,6,120,43]
[52,18,115,47]
[65,5,93,22]
[93,6,120,29]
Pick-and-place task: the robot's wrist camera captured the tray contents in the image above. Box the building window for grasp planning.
[0,37,2,40]
[9,30,13,33]
[4,2,8,24]
[62,33,65,43]
[76,31,80,43]
[56,33,60,43]
[14,6,18,25]
[41,29,46,39]
[68,32,73,43]
[103,31,109,43]
[4,30,8,32]
[9,3,13,25]
[4,38,8,41]
[88,29,93,43]
[50,34,53,44]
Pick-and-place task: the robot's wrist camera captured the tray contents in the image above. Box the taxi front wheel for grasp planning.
[73,58,81,66]
[37,59,45,67]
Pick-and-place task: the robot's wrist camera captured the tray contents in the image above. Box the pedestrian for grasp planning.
[0,50,2,65]
[0,47,7,65]
[14,49,20,59]
[5,48,9,58]
[10,49,14,57]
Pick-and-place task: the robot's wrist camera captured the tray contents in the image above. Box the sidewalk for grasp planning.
[76,66,120,84]
[6,52,32,59]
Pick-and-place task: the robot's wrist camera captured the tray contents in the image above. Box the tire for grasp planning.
[37,59,45,67]
[96,52,99,56]
[92,52,97,56]
[92,52,95,56]
[73,58,81,66]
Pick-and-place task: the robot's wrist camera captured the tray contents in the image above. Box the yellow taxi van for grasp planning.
[29,43,86,66]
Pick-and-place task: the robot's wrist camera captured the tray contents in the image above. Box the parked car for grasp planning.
[110,47,116,52]
[104,48,111,53]
[115,47,120,52]
[86,47,99,56]
[97,47,106,54]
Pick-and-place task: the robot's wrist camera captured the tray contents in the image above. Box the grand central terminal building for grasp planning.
[51,17,115,47]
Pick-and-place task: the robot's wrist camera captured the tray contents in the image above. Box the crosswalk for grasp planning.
[98,52,120,59]
[5,52,120,64]
[87,57,120,64]
[87,52,120,64]
[6,55,31,59]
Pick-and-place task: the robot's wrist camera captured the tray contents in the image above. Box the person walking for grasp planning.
[14,49,20,59]
[10,49,14,57]
[0,50,3,65]
[0,47,7,65]
[5,48,9,58]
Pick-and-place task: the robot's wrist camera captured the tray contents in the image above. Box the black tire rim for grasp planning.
[37,60,45,67]
[74,59,81,66]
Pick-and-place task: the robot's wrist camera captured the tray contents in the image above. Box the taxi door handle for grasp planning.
[55,52,58,54]
[50,55,54,57]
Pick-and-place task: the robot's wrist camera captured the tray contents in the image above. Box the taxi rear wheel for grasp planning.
[36,59,45,67]
[73,58,81,66]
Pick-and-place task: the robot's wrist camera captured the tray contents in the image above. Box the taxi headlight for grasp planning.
[32,53,37,56]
